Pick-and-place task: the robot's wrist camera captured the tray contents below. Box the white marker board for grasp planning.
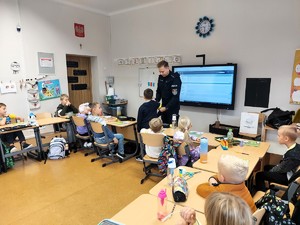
[138,67,158,97]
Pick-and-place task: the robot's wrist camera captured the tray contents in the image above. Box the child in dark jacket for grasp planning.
[137,88,159,132]
[255,125,300,191]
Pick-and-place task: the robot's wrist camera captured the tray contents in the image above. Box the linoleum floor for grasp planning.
[0,136,159,225]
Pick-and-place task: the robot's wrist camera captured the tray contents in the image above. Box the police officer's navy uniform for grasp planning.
[155,70,182,124]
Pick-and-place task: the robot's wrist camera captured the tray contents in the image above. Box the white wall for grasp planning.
[0,0,111,120]
[110,0,300,144]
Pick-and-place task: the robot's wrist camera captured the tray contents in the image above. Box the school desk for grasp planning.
[215,141,270,159]
[192,148,260,181]
[111,194,206,225]
[0,123,42,172]
[149,166,216,214]
[106,119,139,162]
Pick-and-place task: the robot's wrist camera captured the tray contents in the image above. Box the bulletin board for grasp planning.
[138,67,158,97]
[290,49,300,104]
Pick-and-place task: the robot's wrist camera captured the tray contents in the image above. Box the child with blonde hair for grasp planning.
[76,103,92,148]
[140,118,165,158]
[177,192,253,225]
[196,154,256,213]
[173,116,200,166]
[255,125,300,191]
[87,102,125,159]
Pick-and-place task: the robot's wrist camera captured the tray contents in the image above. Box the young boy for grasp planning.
[137,88,159,132]
[255,125,300,191]
[0,103,32,152]
[56,94,78,117]
[76,103,92,148]
[140,118,165,158]
[87,102,126,159]
[196,154,256,213]
[55,94,78,132]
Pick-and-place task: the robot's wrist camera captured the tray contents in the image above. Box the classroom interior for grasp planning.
[1,0,300,224]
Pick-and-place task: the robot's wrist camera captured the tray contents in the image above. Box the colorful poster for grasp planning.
[290,49,300,104]
[38,79,61,101]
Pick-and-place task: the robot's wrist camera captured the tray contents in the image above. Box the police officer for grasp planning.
[155,60,182,125]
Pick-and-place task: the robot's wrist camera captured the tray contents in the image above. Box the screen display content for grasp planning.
[173,64,237,110]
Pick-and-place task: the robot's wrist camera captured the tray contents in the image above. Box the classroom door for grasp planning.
[66,55,93,109]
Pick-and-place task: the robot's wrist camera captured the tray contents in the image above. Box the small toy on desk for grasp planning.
[28,112,38,126]
[220,139,229,150]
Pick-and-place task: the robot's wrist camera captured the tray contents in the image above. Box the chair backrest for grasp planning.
[140,133,165,147]
[71,115,86,127]
[89,121,104,133]
[253,208,266,225]
[36,112,52,119]
[177,142,188,156]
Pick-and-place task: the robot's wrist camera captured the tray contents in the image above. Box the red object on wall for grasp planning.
[74,23,85,37]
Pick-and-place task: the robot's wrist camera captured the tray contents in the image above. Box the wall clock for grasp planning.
[195,16,215,38]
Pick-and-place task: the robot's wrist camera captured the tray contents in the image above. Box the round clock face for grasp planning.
[195,16,215,38]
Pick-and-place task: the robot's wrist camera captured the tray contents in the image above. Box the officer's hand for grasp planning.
[159,107,167,112]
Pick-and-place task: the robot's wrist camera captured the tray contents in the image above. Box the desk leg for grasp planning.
[27,127,43,161]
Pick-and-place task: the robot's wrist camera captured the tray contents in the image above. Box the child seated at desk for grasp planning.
[0,103,32,152]
[76,103,92,148]
[140,118,165,158]
[176,192,253,225]
[173,116,200,166]
[255,125,300,191]
[87,102,125,159]
[196,154,256,213]
[56,94,78,117]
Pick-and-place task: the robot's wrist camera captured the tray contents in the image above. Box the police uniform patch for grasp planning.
[172,89,178,95]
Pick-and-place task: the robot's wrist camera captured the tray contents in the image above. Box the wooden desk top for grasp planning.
[149,166,215,214]
[215,141,270,159]
[111,194,206,225]
[193,148,259,180]
[106,120,136,128]
[37,117,69,126]
[163,129,220,148]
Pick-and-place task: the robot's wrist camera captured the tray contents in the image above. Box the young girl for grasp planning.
[140,118,165,158]
[173,116,200,166]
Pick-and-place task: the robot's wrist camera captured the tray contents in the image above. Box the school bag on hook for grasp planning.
[261,108,295,129]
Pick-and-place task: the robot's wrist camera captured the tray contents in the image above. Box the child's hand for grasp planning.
[113,137,118,144]
[179,207,196,225]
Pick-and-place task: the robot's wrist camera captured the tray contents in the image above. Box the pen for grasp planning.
[234,151,249,155]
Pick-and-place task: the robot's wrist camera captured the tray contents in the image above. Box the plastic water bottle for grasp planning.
[157,189,168,221]
[167,158,176,186]
[200,137,208,163]
[227,128,234,148]
[172,114,177,129]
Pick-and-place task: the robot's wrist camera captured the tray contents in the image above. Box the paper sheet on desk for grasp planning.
[244,140,260,147]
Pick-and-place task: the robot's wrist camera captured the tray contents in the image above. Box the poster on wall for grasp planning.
[38,52,55,74]
[38,79,61,101]
[0,82,17,94]
[290,49,300,104]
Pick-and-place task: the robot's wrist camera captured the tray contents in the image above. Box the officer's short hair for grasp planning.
[157,60,169,68]
[144,88,153,100]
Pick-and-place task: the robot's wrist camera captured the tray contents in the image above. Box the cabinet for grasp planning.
[102,100,128,117]
[261,125,276,142]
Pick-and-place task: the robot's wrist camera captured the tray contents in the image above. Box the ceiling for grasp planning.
[51,0,173,16]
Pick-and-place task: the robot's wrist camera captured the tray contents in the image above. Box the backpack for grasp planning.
[255,190,295,225]
[47,137,68,160]
[1,143,14,170]
[157,136,177,175]
[261,108,295,129]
